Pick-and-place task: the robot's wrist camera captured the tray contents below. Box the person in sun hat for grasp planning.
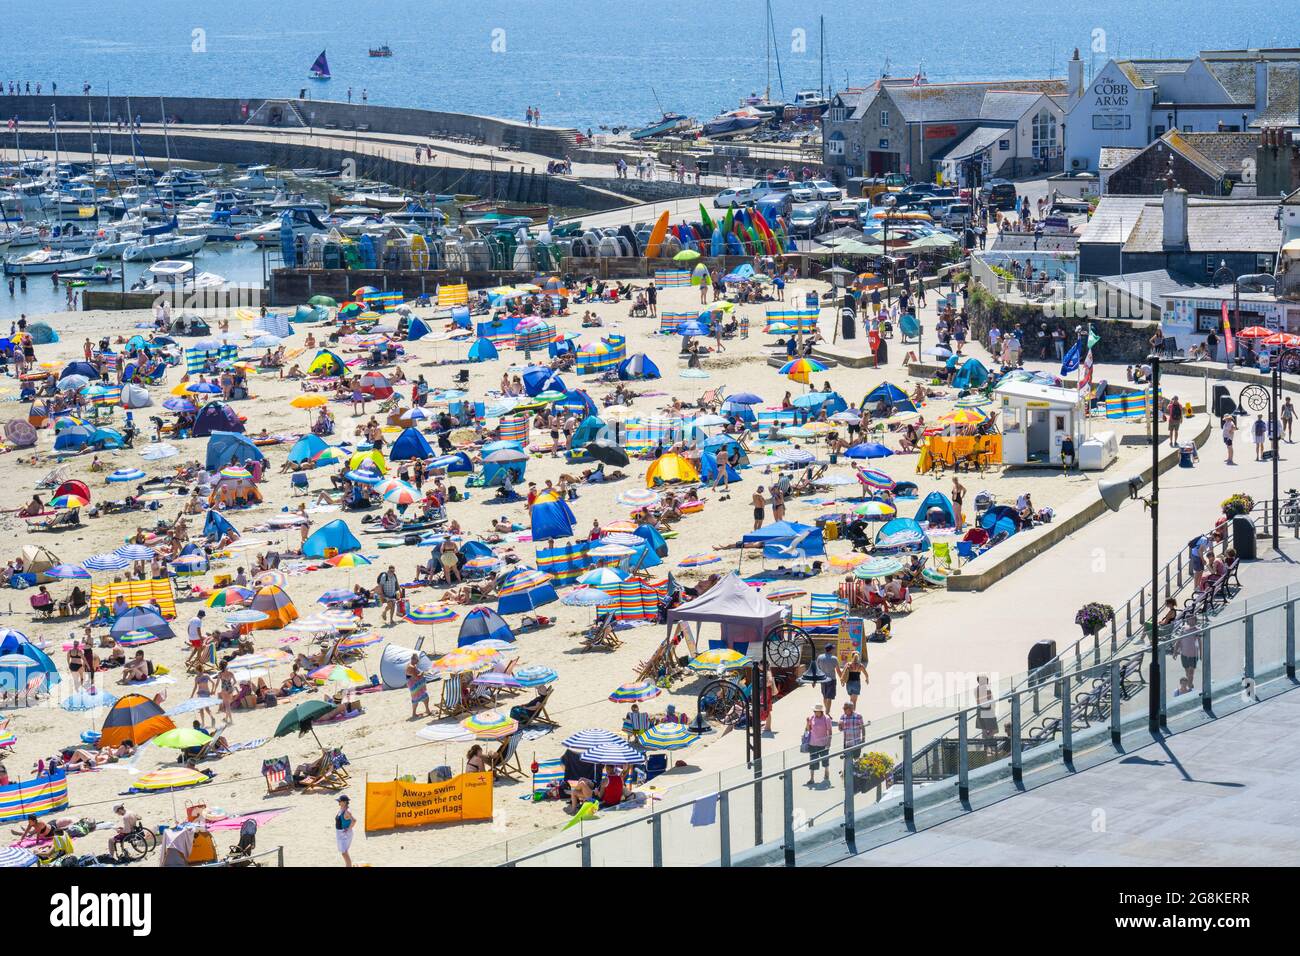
[335,795,355,867]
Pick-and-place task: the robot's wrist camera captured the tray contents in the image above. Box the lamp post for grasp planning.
[1147,352,1163,734]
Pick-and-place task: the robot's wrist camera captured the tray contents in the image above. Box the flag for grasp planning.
[1222,302,1235,359]
[1060,340,1082,376]
[1087,328,1100,350]
[1078,349,1094,398]
[562,800,599,830]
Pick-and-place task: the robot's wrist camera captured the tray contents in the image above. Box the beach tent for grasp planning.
[522,366,567,397]
[308,349,347,377]
[617,353,661,380]
[915,491,957,527]
[389,427,434,461]
[952,358,990,390]
[425,451,473,475]
[482,448,527,487]
[457,607,515,648]
[53,424,93,451]
[203,509,239,542]
[980,505,1022,539]
[467,337,498,362]
[248,585,299,630]
[699,451,741,485]
[406,317,432,342]
[89,427,127,450]
[99,693,174,748]
[192,401,244,437]
[347,450,387,474]
[0,628,60,689]
[568,415,606,452]
[874,517,930,553]
[59,361,98,381]
[632,523,669,558]
[20,545,62,581]
[646,453,699,487]
[204,431,264,471]
[668,571,785,653]
[529,491,576,540]
[302,519,361,558]
[359,372,394,399]
[742,520,826,560]
[554,390,598,418]
[110,606,175,640]
[863,382,918,414]
[496,567,559,615]
[701,434,750,469]
[791,390,847,416]
[120,384,152,409]
[208,474,263,508]
[379,643,432,689]
[288,434,328,464]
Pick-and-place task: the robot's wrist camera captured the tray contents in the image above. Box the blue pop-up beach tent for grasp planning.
[915,491,957,526]
[193,401,244,437]
[203,509,239,542]
[389,427,434,461]
[468,337,499,362]
[457,607,514,647]
[529,492,577,540]
[617,353,661,380]
[952,358,990,390]
[288,434,328,464]
[301,519,361,558]
[874,517,930,553]
[742,520,826,560]
[863,383,917,415]
[205,431,264,471]
[406,316,432,342]
[522,366,566,397]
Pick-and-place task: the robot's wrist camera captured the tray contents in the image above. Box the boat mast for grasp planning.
[765,0,771,103]
[160,96,172,171]
[820,16,825,99]
[87,97,96,173]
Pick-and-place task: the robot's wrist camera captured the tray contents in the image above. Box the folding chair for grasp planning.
[436,673,466,718]
[487,730,525,780]
[290,472,309,495]
[262,756,293,794]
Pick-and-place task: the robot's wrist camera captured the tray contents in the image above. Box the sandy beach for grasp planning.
[0,278,1154,867]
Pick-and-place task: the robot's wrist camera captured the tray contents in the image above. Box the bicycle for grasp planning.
[1282,488,1300,538]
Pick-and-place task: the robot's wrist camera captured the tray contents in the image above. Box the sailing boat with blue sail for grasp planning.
[309,50,331,80]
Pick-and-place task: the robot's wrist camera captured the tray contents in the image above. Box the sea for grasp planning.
[0,0,1288,130]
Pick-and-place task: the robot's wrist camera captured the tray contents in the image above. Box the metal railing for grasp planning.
[470,575,1297,867]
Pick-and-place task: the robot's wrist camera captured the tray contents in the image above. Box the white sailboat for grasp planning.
[3,248,100,275]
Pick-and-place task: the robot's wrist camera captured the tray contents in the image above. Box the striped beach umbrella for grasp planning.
[582,742,646,766]
[115,630,160,648]
[253,570,287,588]
[0,727,16,748]
[940,408,988,425]
[162,397,197,412]
[308,664,365,685]
[561,728,623,752]
[317,588,356,604]
[382,484,420,506]
[223,609,270,625]
[0,846,37,868]
[854,556,906,580]
[639,722,698,751]
[780,357,827,384]
[617,488,661,508]
[678,554,721,569]
[139,443,179,460]
[765,585,808,602]
[205,587,253,608]
[561,587,609,608]
[114,544,158,561]
[514,664,558,688]
[829,554,867,571]
[84,552,130,572]
[954,395,993,408]
[49,494,89,509]
[854,501,896,519]
[319,608,360,626]
[608,681,661,703]
[776,447,815,465]
[460,709,519,740]
[60,688,118,712]
[185,381,221,394]
[688,648,752,673]
[337,631,383,651]
[219,466,253,480]
[429,652,494,674]
[326,553,372,568]
[130,767,210,792]
[855,468,895,489]
[463,556,501,573]
[404,603,456,625]
[107,468,146,483]
[45,563,90,580]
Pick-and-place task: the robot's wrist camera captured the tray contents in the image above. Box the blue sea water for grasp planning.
[0,0,1287,129]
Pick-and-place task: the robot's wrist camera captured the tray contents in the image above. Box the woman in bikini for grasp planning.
[216,663,236,718]
[66,642,84,691]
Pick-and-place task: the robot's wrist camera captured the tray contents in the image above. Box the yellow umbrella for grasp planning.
[940,408,988,425]
[291,395,328,409]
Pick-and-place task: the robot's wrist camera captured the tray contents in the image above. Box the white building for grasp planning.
[1063,48,1300,173]
[995,379,1116,469]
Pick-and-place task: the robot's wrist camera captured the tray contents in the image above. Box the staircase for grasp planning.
[243,99,308,128]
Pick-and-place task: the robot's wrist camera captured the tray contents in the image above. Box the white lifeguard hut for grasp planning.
[994,378,1116,469]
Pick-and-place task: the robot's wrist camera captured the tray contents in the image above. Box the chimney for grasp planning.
[1068,48,1085,103]
[1255,56,1269,113]
[1162,170,1188,251]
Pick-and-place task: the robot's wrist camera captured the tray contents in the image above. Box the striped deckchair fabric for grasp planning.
[658,312,697,334]
[597,579,666,622]
[185,345,237,374]
[0,770,69,824]
[654,269,692,288]
[575,334,626,375]
[90,384,122,407]
[88,578,177,619]
[437,283,469,306]
[792,593,847,634]
[1104,390,1157,420]
[531,758,565,796]
[515,323,559,353]
[535,540,594,586]
[764,308,820,332]
[619,416,687,453]
[497,414,530,444]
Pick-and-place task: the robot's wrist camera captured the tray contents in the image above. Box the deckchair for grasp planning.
[262,756,293,794]
[531,757,565,798]
[580,616,622,652]
[436,673,468,718]
[486,730,525,781]
[301,748,350,792]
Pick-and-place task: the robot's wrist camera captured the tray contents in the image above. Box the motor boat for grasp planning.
[0,225,46,249]
[130,259,228,296]
[702,107,765,137]
[60,263,123,284]
[238,207,327,246]
[230,166,285,191]
[120,220,207,262]
[3,248,99,275]
[630,112,690,141]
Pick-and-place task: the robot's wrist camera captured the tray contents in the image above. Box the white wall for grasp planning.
[1065,60,1157,170]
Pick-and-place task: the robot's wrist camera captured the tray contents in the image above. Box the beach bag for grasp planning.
[799,730,811,753]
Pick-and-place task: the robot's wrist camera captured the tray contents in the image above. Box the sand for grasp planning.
[0,278,1152,867]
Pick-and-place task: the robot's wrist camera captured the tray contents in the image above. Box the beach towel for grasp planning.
[202,807,290,831]
[691,794,718,827]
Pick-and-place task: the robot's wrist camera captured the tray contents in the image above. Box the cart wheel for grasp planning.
[1238,384,1270,414]
[764,623,813,670]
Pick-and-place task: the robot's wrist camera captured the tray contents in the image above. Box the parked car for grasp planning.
[941,202,972,228]
[790,181,817,202]
[789,201,830,237]
[713,187,756,208]
[810,179,843,202]
[828,203,862,227]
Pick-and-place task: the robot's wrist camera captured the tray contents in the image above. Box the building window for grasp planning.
[1153,124,1166,137]
[1258,254,1274,272]
[1205,256,1218,276]
[880,110,890,128]
[829,107,848,122]
[828,138,845,156]
[1092,114,1131,130]
[878,138,889,150]
[999,139,1011,151]
[1032,109,1058,155]
[1183,125,1193,133]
